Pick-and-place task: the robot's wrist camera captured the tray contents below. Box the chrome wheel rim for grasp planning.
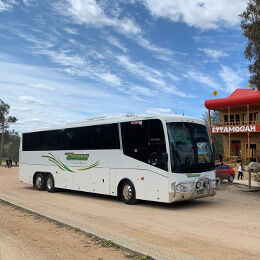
[47,177,52,190]
[123,184,132,200]
[36,176,42,188]
[229,175,234,181]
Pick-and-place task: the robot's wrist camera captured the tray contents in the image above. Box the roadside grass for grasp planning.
[0,199,155,260]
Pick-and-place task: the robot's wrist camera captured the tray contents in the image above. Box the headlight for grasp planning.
[204,180,209,188]
[196,181,201,189]
[176,183,194,192]
[171,182,176,190]
[176,184,188,192]
[211,179,217,188]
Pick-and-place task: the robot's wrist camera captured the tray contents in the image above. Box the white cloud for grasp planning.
[146,108,172,114]
[22,0,34,6]
[116,55,191,97]
[117,55,162,79]
[0,58,140,133]
[106,35,127,53]
[136,36,172,55]
[116,17,141,35]
[185,71,220,90]
[219,65,244,92]
[29,83,55,91]
[167,73,180,82]
[0,0,16,11]
[18,96,50,105]
[64,27,78,34]
[129,86,155,97]
[198,48,228,59]
[34,49,122,87]
[57,0,173,59]
[11,106,30,112]
[29,118,41,122]
[98,72,121,86]
[39,49,86,67]
[59,0,141,36]
[143,0,247,30]
[12,30,124,87]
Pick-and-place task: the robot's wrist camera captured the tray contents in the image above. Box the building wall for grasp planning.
[219,104,260,125]
[212,104,260,162]
[222,133,260,162]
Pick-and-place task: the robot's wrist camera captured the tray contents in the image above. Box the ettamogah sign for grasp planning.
[211,125,260,133]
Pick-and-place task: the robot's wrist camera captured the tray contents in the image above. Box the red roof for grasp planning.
[205,89,260,109]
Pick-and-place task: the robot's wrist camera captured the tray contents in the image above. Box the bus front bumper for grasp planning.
[169,178,219,203]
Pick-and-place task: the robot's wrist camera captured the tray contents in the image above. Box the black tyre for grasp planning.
[46,174,57,193]
[228,175,234,183]
[34,173,46,191]
[121,180,136,205]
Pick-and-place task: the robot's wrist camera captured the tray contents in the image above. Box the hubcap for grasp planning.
[123,184,132,200]
[47,177,52,190]
[36,176,42,188]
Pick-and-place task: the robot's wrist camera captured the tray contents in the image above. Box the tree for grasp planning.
[240,0,260,89]
[3,130,20,163]
[203,110,223,160]
[0,99,17,164]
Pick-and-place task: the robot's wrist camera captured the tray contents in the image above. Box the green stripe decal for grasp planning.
[41,153,99,173]
[187,174,201,178]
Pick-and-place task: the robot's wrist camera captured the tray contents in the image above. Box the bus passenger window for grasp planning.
[61,127,81,150]
[121,119,167,171]
[121,120,149,164]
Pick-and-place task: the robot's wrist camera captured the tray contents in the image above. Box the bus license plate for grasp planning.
[197,189,204,195]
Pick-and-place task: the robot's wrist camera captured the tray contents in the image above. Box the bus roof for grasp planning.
[22,114,204,133]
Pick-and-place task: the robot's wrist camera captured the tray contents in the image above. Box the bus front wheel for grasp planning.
[121,180,136,205]
[34,173,46,191]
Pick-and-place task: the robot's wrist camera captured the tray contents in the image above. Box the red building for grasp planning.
[205,89,260,162]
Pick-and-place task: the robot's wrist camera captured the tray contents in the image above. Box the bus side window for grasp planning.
[121,120,149,164]
[23,132,43,151]
[42,130,61,150]
[23,130,61,151]
[80,124,120,150]
[61,127,81,150]
[121,119,167,170]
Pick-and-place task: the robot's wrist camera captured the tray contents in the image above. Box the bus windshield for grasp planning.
[167,122,214,173]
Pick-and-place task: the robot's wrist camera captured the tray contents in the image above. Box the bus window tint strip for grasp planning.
[22,123,120,151]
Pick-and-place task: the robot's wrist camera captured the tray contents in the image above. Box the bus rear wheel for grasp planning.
[46,174,57,193]
[121,180,136,205]
[34,173,46,191]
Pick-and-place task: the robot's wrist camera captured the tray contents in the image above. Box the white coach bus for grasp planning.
[19,115,218,204]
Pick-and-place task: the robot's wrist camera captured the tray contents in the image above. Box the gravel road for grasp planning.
[0,167,259,260]
[0,201,139,260]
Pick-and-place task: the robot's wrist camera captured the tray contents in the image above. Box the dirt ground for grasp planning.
[0,201,143,260]
[0,167,260,260]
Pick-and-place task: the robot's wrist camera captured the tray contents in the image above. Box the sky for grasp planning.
[0,0,250,132]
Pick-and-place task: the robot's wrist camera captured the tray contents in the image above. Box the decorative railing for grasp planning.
[212,120,260,127]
